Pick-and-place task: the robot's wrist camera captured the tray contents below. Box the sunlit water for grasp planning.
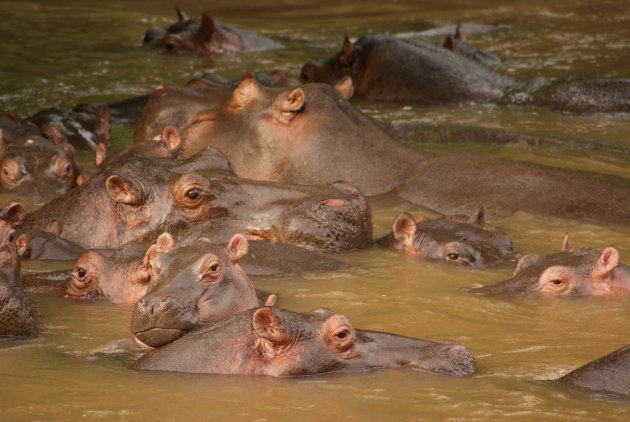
[1,0,629,421]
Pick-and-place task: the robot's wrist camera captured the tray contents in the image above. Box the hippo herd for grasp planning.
[2,9,629,401]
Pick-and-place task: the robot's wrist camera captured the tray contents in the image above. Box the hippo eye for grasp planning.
[65,164,72,173]
[8,233,14,242]
[447,253,459,260]
[551,279,562,286]
[185,189,200,200]
[76,268,87,278]
[335,329,350,339]
[210,263,219,272]
[165,43,176,51]
[3,168,8,175]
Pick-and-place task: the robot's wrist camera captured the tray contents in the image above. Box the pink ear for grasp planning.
[176,7,188,21]
[596,247,619,276]
[252,308,285,343]
[230,77,262,108]
[227,233,248,262]
[561,233,572,252]
[278,88,305,123]
[16,233,29,257]
[334,76,354,100]
[198,13,217,42]
[393,213,417,247]
[161,126,182,152]
[156,232,174,253]
[142,244,159,272]
[467,206,485,225]
[1,202,26,226]
[95,143,107,166]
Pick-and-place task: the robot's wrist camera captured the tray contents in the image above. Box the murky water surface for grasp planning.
[1,0,629,420]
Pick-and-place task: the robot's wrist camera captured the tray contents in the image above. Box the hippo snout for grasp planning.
[131,295,197,348]
[414,340,476,377]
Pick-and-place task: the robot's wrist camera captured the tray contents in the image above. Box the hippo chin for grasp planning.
[131,306,476,378]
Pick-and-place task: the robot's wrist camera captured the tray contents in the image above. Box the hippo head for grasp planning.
[64,248,153,305]
[132,306,476,378]
[0,136,81,200]
[300,37,361,87]
[0,202,28,282]
[379,208,514,268]
[469,235,630,296]
[131,233,259,348]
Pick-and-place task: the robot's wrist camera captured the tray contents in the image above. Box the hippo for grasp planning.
[0,203,37,338]
[64,235,343,305]
[0,135,82,202]
[143,9,283,56]
[442,24,501,67]
[468,235,630,296]
[131,233,264,348]
[300,34,630,112]
[132,306,476,377]
[0,114,41,143]
[558,344,630,398]
[23,149,372,252]
[24,103,111,150]
[377,207,514,268]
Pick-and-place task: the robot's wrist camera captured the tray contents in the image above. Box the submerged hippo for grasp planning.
[469,235,630,296]
[300,34,630,112]
[143,9,282,56]
[442,24,501,67]
[0,135,82,201]
[132,306,476,377]
[131,233,264,348]
[0,203,37,338]
[377,207,514,268]
[558,344,630,398]
[23,149,372,252]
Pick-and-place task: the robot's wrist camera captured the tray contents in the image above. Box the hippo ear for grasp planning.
[560,233,572,252]
[231,75,264,108]
[277,88,305,123]
[227,233,248,263]
[393,213,417,247]
[160,126,182,153]
[1,202,26,226]
[176,7,188,21]
[49,220,62,236]
[198,13,217,43]
[252,308,289,348]
[455,23,467,41]
[106,175,143,205]
[443,35,455,51]
[512,254,541,276]
[4,111,20,122]
[339,36,359,71]
[467,206,485,226]
[595,247,619,277]
[95,143,107,166]
[142,244,159,273]
[156,232,174,253]
[264,294,278,307]
[334,76,354,100]
[16,233,29,257]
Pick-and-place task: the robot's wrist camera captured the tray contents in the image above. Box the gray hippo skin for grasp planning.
[377,207,514,268]
[22,149,372,252]
[0,203,37,338]
[300,34,630,112]
[143,9,282,56]
[131,233,263,348]
[558,344,630,398]
[132,306,476,378]
[469,235,630,296]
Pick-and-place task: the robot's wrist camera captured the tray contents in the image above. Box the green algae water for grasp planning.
[1,0,629,420]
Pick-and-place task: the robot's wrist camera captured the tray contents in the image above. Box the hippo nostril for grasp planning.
[321,199,349,208]
[160,295,171,303]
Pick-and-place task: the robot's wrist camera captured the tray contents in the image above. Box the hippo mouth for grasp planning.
[133,327,187,348]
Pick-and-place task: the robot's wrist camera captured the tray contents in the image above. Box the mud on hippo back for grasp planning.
[132,305,476,378]
[300,34,630,112]
[377,207,514,268]
[468,235,630,296]
[22,149,372,252]
[143,9,282,56]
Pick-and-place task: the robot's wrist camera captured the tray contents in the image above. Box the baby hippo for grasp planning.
[132,306,476,378]
[131,233,265,348]
[377,207,514,267]
[558,344,630,398]
[469,235,630,296]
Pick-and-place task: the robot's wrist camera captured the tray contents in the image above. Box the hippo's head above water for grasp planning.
[132,306,476,378]
[377,208,514,268]
[469,235,630,296]
[131,233,260,348]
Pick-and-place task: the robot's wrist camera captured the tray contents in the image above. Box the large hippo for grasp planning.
[468,236,630,296]
[558,344,630,398]
[377,207,514,268]
[131,306,476,377]
[0,134,82,202]
[22,149,372,252]
[300,35,630,112]
[131,233,264,348]
[0,203,37,338]
[143,9,282,56]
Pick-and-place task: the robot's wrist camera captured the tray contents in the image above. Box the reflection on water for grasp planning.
[1,0,630,420]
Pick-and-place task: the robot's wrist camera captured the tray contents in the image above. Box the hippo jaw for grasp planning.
[133,327,191,349]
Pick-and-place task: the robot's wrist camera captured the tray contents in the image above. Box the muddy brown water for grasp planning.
[1,0,630,420]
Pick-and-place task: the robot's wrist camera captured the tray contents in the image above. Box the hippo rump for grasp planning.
[22,148,372,252]
[468,235,630,296]
[131,233,271,348]
[0,203,37,338]
[143,9,283,56]
[558,344,630,398]
[0,135,82,202]
[300,34,630,112]
[377,207,514,268]
[132,306,476,378]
